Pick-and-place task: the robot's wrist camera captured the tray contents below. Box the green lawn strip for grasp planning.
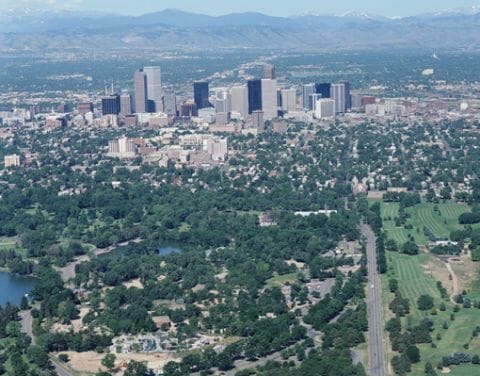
[266,272,298,287]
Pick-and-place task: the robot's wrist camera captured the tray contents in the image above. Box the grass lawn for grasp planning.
[381,201,471,246]
[0,237,27,257]
[447,364,480,375]
[384,252,443,320]
[379,200,480,375]
[266,273,298,287]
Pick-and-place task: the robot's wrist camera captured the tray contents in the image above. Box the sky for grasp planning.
[3,0,480,17]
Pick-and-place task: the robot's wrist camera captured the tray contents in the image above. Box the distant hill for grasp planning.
[1,9,480,52]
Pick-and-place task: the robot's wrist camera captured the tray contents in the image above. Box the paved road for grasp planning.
[52,360,73,376]
[362,224,386,376]
[19,310,33,339]
[19,310,73,375]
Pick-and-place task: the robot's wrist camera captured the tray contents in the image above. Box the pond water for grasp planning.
[0,272,36,307]
[158,246,182,256]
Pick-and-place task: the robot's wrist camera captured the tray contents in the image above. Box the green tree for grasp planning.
[124,360,153,376]
[405,345,420,363]
[101,353,116,371]
[402,241,419,255]
[472,247,480,262]
[28,345,51,369]
[20,296,30,310]
[417,295,434,311]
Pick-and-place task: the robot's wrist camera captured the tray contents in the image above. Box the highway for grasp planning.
[362,224,386,376]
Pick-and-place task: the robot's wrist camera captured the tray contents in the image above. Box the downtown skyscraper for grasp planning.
[247,79,262,114]
[144,66,163,113]
[134,69,148,113]
[134,67,162,113]
[194,81,210,110]
[331,83,346,114]
[261,78,278,120]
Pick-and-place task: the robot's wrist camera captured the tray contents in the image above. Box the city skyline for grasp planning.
[3,0,480,17]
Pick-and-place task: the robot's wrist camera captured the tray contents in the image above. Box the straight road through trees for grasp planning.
[362,224,386,376]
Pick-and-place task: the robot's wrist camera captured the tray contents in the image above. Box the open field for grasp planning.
[54,351,177,375]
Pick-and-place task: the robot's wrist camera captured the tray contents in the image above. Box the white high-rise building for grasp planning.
[230,86,248,119]
[281,88,297,112]
[261,79,277,120]
[143,66,162,113]
[119,91,132,116]
[331,83,346,114]
[315,99,335,119]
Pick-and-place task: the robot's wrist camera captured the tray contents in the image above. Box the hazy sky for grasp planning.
[5,0,480,17]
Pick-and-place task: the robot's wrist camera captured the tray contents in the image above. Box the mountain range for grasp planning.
[1,8,480,52]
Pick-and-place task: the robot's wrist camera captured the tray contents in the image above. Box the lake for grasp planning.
[0,272,36,307]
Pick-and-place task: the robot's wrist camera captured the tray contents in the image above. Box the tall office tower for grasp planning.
[162,88,176,116]
[314,99,335,118]
[143,66,162,112]
[315,83,331,99]
[261,79,278,120]
[134,69,148,113]
[247,79,262,114]
[194,81,210,109]
[340,80,351,110]
[331,83,346,114]
[263,63,276,79]
[302,84,315,110]
[119,90,132,116]
[230,86,248,119]
[101,94,120,115]
[281,88,297,112]
[214,89,231,113]
[308,94,322,112]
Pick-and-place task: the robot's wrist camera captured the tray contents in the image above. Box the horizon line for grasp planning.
[3,6,480,20]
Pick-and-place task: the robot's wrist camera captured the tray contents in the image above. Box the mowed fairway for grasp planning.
[381,201,470,246]
[384,251,480,376]
[380,200,480,376]
[381,203,411,244]
[386,252,442,318]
